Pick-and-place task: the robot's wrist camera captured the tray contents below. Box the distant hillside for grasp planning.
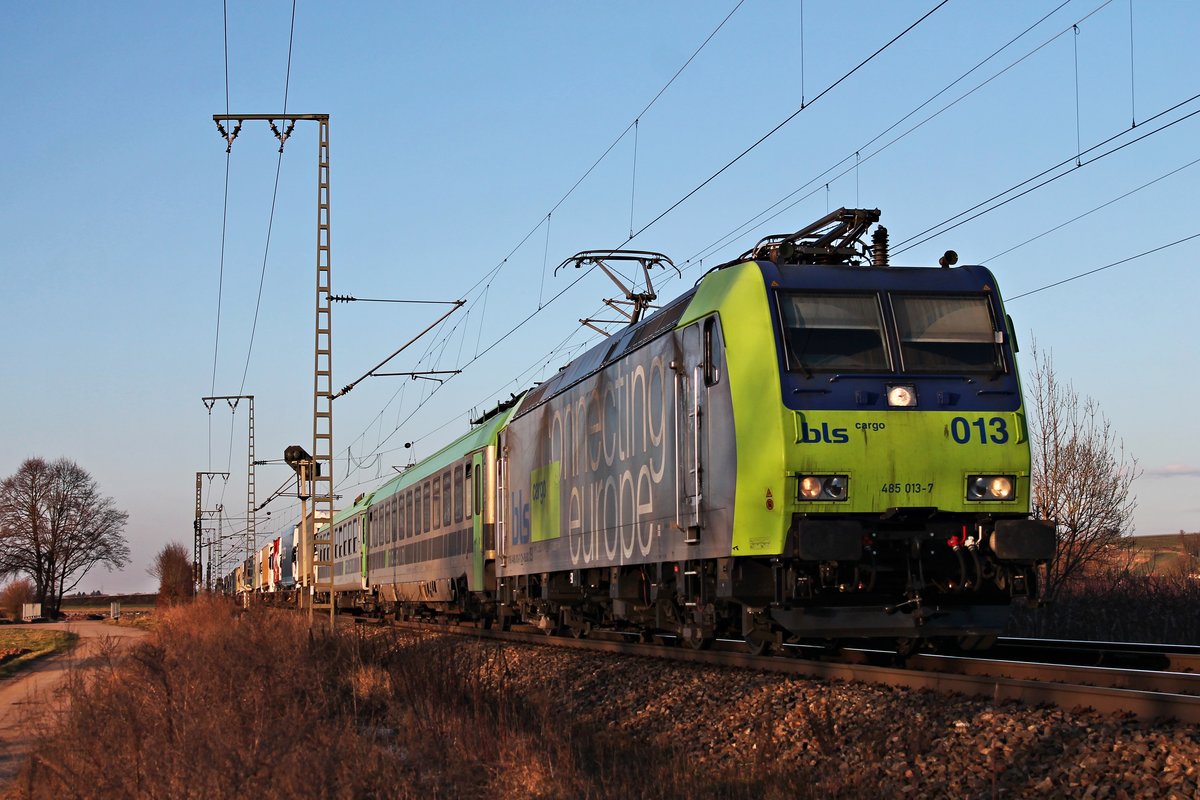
[1126,532,1200,576]
[60,593,157,607]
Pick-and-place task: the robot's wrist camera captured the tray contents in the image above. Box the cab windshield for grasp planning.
[778,293,889,372]
[892,295,1001,373]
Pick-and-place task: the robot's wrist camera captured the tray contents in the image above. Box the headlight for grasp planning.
[797,475,849,502]
[967,474,1016,501]
[799,476,823,499]
[887,385,917,407]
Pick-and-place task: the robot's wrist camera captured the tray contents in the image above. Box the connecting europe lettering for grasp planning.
[508,348,674,568]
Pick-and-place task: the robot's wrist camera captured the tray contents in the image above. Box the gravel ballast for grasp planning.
[485,640,1200,798]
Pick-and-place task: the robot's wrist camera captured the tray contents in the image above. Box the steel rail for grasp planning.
[994,636,1200,674]
[359,617,1200,724]
[907,653,1200,697]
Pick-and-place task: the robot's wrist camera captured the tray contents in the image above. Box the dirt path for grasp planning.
[0,621,149,789]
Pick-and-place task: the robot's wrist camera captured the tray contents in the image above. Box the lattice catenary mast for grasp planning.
[214,114,334,628]
[202,395,255,587]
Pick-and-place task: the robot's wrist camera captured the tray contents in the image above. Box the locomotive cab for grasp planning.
[713,209,1054,645]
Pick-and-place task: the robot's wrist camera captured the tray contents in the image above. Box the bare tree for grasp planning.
[149,542,194,605]
[0,457,130,616]
[1028,345,1140,599]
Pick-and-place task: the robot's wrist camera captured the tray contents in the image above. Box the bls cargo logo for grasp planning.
[798,419,849,444]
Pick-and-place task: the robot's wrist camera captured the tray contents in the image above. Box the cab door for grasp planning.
[676,322,707,544]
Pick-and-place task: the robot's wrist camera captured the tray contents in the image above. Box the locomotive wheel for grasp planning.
[680,626,713,650]
[570,621,591,639]
[744,635,772,656]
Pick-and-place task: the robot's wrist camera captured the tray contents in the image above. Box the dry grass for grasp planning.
[6,598,827,799]
[102,611,156,631]
[0,630,78,680]
[1010,569,1200,643]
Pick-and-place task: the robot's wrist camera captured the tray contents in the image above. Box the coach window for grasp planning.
[423,481,432,533]
[442,473,452,527]
[454,465,464,523]
[394,495,401,543]
[464,463,473,519]
[406,490,414,538]
[432,478,442,531]
[473,462,483,517]
[415,488,423,537]
[396,492,404,540]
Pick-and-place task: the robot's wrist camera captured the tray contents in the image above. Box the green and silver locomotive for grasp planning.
[496,208,1052,650]
[295,208,1052,652]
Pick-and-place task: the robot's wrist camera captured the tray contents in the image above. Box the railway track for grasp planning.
[992,636,1200,673]
[354,616,1200,724]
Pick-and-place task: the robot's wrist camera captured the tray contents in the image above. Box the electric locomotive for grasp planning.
[495,207,1052,650]
[255,208,1053,652]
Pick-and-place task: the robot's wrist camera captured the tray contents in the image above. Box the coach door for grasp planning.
[470,451,486,590]
[359,511,369,589]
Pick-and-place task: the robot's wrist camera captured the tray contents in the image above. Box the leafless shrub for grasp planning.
[0,577,36,620]
[147,541,194,606]
[1027,344,1141,600]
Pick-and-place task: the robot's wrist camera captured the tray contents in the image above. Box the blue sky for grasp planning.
[2,1,1197,593]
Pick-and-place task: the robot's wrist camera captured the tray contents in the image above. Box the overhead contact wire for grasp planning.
[210,0,234,468]
[672,0,1082,269]
[893,95,1200,255]
[358,0,750,410]
[455,0,747,306]
[984,155,1200,262]
[626,0,952,245]
[1008,233,1200,301]
[236,0,298,395]
[340,2,947,488]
